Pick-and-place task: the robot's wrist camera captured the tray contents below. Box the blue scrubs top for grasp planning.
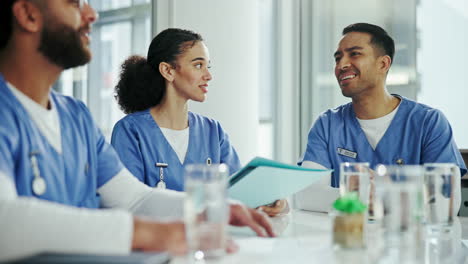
[0,75,123,208]
[298,95,467,188]
[111,110,241,191]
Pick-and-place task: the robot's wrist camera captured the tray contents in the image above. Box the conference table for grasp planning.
[15,209,468,263]
[171,209,468,264]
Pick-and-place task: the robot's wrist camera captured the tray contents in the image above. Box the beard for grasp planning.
[38,21,91,69]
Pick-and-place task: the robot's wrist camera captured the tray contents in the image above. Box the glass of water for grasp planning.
[423,163,456,234]
[184,164,229,261]
[375,165,424,262]
[340,162,372,215]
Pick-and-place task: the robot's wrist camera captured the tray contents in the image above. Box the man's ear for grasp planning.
[12,0,43,33]
[379,55,392,74]
[159,62,175,82]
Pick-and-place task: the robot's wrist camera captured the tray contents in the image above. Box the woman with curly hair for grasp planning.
[111,28,287,217]
[111,28,241,192]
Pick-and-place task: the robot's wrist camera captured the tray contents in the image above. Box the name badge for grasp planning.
[337,148,357,159]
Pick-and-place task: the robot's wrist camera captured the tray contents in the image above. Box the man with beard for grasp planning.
[0,0,274,261]
[296,23,466,213]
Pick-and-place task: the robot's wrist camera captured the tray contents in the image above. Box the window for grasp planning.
[417,0,468,148]
[258,0,277,159]
[259,0,301,164]
[54,0,152,140]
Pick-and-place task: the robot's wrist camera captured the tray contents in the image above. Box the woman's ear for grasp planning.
[159,62,175,82]
[12,0,43,33]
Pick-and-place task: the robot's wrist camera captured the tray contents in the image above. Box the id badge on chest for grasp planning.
[337,147,358,159]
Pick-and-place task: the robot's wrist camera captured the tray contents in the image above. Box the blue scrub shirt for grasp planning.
[111,110,241,191]
[0,75,123,207]
[299,95,467,187]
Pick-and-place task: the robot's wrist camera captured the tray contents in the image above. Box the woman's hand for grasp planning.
[258,199,289,217]
[229,203,275,237]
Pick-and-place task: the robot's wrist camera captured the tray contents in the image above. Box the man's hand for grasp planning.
[131,217,240,255]
[131,202,276,255]
[131,217,187,255]
[229,203,276,237]
[258,199,289,217]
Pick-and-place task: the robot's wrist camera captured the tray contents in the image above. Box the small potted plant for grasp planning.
[332,193,366,249]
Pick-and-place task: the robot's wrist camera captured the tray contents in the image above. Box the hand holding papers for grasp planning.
[228,157,332,208]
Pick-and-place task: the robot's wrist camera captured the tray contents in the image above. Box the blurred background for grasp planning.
[53,0,468,165]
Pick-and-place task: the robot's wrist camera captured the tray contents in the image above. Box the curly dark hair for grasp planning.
[115,28,203,114]
[0,0,17,50]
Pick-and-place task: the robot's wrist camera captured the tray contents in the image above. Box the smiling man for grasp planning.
[0,0,273,261]
[296,23,466,213]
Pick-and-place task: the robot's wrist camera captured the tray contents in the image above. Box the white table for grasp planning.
[172,210,468,264]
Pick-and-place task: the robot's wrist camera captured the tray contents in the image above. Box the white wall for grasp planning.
[417,0,468,148]
[153,0,260,164]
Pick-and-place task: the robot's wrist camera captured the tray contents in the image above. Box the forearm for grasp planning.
[98,168,185,220]
[98,169,276,238]
[0,196,132,262]
[0,171,134,262]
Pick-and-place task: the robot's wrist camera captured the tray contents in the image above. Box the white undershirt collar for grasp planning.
[159,127,189,164]
[6,82,62,153]
[356,101,401,150]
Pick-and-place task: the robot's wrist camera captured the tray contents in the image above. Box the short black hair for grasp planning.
[115,28,203,114]
[342,23,395,64]
[0,0,17,50]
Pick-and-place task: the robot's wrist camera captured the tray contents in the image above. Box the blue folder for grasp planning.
[228,157,332,208]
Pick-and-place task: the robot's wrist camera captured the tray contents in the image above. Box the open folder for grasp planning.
[228,157,332,208]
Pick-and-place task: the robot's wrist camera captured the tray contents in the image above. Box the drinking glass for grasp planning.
[184,164,229,261]
[423,163,456,234]
[375,165,424,262]
[339,162,372,215]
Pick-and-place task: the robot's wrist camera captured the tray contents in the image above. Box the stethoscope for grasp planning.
[30,151,46,196]
[155,162,168,189]
[155,158,212,189]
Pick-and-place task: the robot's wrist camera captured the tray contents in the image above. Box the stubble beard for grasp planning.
[38,20,91,70]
